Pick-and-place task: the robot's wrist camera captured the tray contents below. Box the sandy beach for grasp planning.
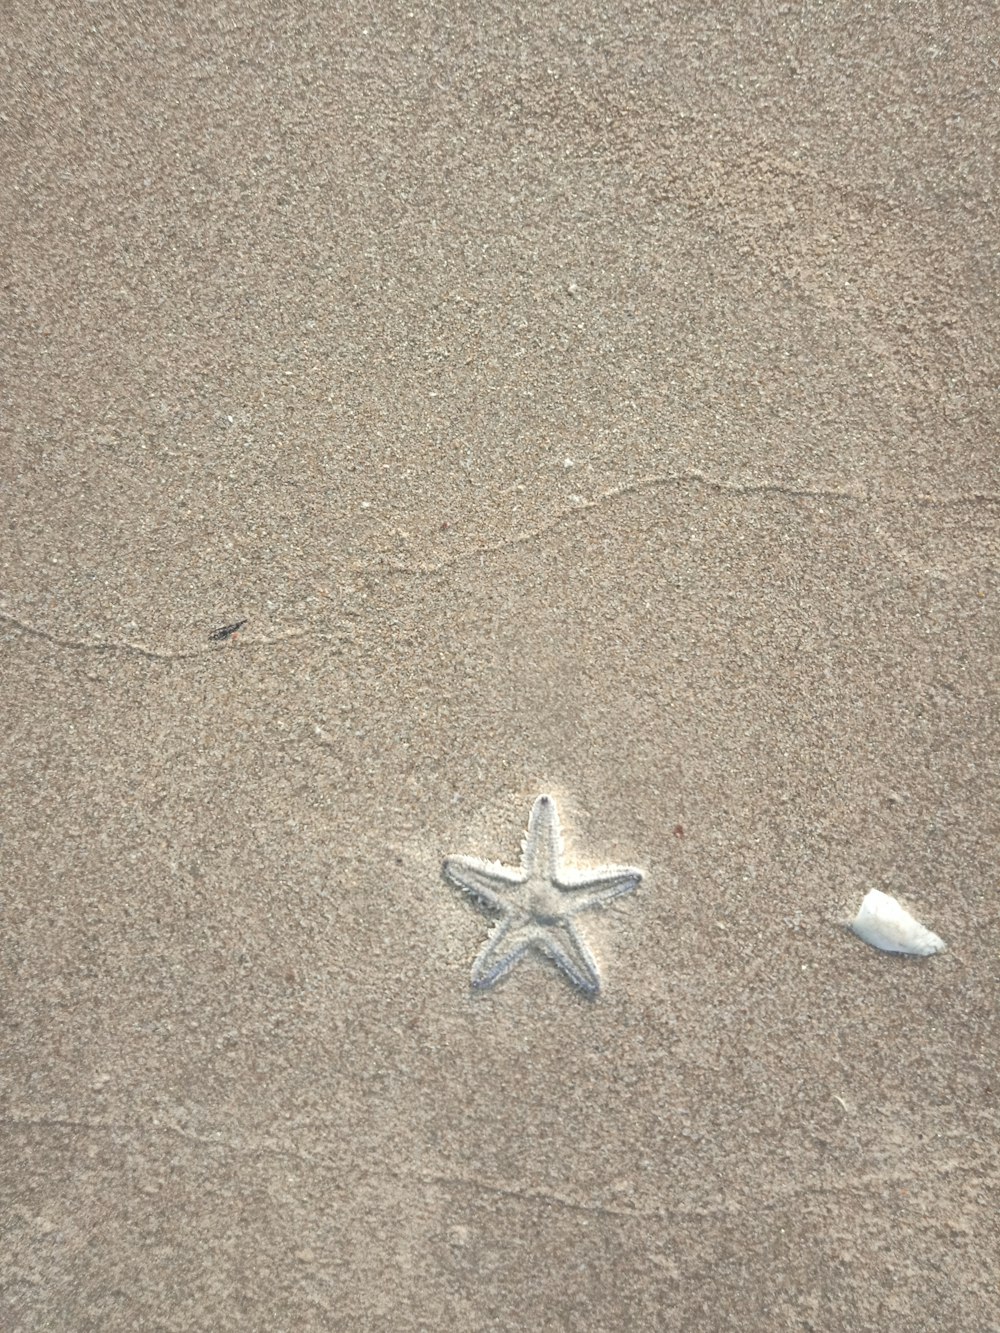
[2,2,998,1328]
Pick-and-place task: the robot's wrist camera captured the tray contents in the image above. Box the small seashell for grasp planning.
[851,889,946,956]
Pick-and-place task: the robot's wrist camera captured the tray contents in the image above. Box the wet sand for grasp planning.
[2,3,998,1329]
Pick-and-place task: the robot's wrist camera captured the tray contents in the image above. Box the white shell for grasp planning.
[851,889,946,956]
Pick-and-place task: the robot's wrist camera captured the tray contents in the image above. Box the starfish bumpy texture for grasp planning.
[443,795,642,995]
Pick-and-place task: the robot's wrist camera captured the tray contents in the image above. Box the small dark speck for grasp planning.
[674,824,685,838]
[209,619,247,642]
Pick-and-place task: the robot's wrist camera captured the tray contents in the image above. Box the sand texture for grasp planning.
[2,2,998,1329]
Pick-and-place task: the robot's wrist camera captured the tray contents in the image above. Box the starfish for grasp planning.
[443,794,643,995]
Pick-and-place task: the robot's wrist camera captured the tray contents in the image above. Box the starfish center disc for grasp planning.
[526,877,569,925]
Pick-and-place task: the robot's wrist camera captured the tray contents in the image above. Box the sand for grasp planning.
[2,2,998,1329]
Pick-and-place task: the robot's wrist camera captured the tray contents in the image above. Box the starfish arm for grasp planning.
[539,921,603,996]
[470,918,531,990]
[556,864,643,910]
[522,794,563,879]
[442,855,523,912]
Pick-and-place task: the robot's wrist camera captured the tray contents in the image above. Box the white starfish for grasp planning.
[443,795,643,995]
